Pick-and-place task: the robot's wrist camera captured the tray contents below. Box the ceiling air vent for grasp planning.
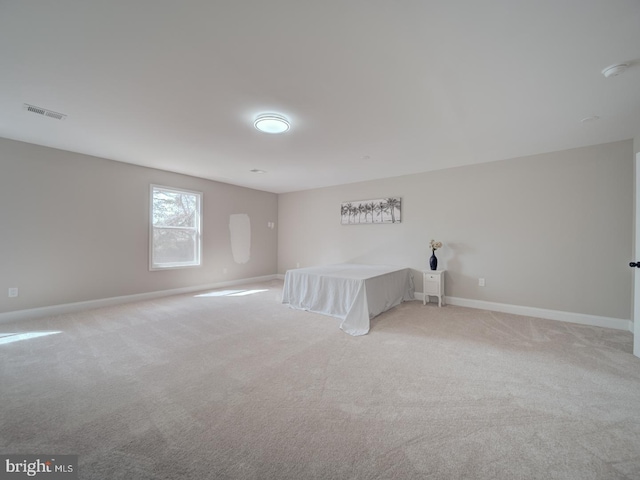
[23,103,67,120]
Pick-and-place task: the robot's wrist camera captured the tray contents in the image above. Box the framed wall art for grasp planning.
[340,197,401,225]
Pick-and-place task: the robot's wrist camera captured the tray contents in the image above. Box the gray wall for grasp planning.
[278,140,633,320]
[2,136,634,321]
[0,138,278,314]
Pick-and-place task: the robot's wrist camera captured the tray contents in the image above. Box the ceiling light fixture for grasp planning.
[601,63,629,78]
[250,169,266,174]
[254,113,290,134]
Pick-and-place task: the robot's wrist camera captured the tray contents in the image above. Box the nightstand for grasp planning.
[423,270,445,307]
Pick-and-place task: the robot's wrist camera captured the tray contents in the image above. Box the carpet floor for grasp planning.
[1,279,640,479]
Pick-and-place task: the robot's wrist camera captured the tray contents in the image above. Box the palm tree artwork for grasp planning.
[340,197,401,224]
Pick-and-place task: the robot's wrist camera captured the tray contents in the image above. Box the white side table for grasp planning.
[423,270,445,307]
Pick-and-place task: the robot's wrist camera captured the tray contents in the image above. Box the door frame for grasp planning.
[634,152,640,357]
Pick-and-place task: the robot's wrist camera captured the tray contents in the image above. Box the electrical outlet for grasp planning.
[296,262,300,268]
[8,287,18,298]
[478,278,485,287]
[223,268,228,274]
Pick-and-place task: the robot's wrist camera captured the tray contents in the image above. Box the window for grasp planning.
[150,185,202,270]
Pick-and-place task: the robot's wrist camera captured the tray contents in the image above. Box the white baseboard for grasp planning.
[0,274,279,324]
[3,283,632,333]
[426,294,632,332]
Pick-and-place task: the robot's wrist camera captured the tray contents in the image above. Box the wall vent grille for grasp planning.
[23,103,67,120]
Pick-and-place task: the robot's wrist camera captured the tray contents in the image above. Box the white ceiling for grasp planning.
[1,1,639,194]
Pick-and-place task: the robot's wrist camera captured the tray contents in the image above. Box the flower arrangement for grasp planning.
[428,239,442,270]
[429,239,443,252]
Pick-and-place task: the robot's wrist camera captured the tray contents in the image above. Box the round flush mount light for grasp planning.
[254,114,290,134]
[602,63,629,78]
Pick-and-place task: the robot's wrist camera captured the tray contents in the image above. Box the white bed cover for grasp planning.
[282,264,414,336]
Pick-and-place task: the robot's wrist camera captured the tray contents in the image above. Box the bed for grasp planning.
[282,264,415,336]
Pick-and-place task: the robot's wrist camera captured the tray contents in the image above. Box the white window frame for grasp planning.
[149,184,202,270]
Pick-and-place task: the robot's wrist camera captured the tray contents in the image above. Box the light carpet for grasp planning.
[1,279,640,479]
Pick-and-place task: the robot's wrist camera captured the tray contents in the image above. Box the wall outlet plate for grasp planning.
[8,288,18,298]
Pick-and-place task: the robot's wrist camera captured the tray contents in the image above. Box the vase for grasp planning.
[429,251,438,270]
